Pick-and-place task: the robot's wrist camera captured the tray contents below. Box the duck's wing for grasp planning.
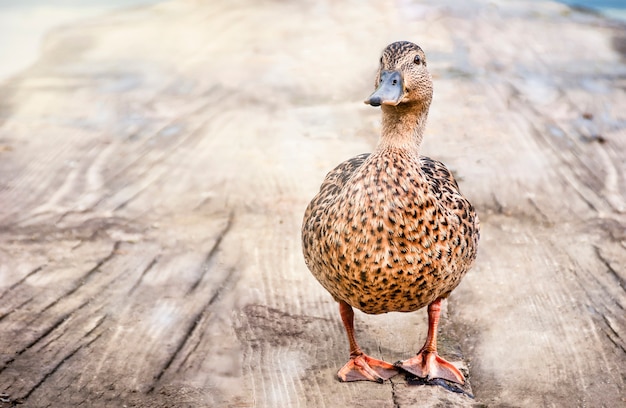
[420,155,480,252]
[323,153,371,189]
[302,153,370,255]
[420,156,461,198]
[309,153,370,206]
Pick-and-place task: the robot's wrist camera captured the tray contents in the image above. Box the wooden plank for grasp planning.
[0,0,624,407]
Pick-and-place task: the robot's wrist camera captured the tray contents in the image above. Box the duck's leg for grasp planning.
[395,298,465,384]
[337,300,398,383]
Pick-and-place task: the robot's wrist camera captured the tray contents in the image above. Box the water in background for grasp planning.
[557,0,626,22]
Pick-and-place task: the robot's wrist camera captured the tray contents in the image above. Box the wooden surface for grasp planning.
[0,0,625,406]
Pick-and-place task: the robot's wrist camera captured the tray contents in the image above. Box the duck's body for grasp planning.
[302,151,477,315]
[301,41,479,384]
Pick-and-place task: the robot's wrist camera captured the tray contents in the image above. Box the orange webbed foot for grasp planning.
[395,350,465,384]
[337,354,399,383]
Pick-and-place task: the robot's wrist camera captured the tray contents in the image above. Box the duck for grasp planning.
[301,41,480,384]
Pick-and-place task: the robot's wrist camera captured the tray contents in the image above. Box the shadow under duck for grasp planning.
[301,41,480,384]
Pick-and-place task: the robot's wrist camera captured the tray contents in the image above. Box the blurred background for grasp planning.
[0,1,624,407]
[1,0,625,84]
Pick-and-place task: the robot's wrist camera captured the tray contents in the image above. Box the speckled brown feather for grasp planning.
[302,41,479,316]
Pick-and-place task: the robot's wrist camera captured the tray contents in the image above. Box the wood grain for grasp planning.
[0,0,624,406]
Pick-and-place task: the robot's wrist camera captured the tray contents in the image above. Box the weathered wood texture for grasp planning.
[0,0,624,406]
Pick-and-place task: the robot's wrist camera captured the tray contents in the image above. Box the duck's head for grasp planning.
[365,41,432,108]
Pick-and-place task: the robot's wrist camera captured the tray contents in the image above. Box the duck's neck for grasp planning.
[375,102,429,155]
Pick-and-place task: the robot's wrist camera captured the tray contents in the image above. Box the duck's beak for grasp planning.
[364,70,404,107]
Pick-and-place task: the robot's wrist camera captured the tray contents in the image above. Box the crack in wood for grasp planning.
[1,296,97,376]
[0,297,33,323]
[19,331,104,403]
[147,310,205,394]
[175,320,208,373]
[187,212,234,294]
[39,241,121,315]
[177,266,239,372]
[0,265,46,302]
[390,379,400,408]
[600,314,626,354]
[1,217,137,247]
[0,311,72,375]
[594,246,625,292]
[37,310,107,353]
[205,267,238,308]
[526,197,551,224]
[128,256,159,295]
[148,266,239,393]
[84,314,108,339]
[112,179,159,212]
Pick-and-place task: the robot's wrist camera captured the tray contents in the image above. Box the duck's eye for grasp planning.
[413,55,422,65]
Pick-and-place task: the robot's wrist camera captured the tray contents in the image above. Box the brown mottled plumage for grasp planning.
[301,41,480,384]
